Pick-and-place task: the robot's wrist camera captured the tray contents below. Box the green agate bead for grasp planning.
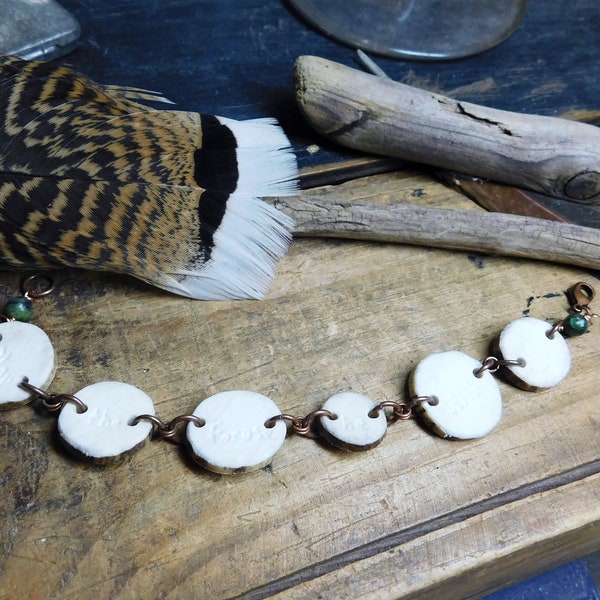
[4,296,33,322]
[562,313,589,336]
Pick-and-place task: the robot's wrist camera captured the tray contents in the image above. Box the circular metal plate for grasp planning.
[289,0,527,60]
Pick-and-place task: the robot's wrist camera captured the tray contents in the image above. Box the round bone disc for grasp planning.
[187,391,286,474]
[0,320,56,409]
[496,317,571,390]
[409,350,502,439]
[57,381,155,462]
[319,392,387,451]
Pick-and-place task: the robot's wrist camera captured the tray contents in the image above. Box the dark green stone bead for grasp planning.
[4,296,33,322]
[562,313,589,337]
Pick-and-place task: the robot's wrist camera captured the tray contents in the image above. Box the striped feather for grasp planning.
[0,55,298,299]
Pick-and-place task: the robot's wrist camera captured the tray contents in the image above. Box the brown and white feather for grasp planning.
[0,55,298,299]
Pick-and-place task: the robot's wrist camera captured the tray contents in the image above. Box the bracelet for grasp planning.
[1,276,596,474]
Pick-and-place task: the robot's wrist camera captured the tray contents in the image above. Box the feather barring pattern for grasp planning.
[0,55,298,299]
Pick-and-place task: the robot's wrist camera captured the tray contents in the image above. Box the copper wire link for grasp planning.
[571,300,600,325]
[368,396,438,422]
[21,274,55,300]
[0,274,55,322]
[131,413,205,444]
[580,306,599,320]
[547,309,598,340]
[546,322,564,340]
[473,356,526,378]
[265,409,338,439]
[547,282,598,339]
[20,380,88,413]
[568,281,595,311]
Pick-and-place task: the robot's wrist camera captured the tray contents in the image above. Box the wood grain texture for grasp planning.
[1,171,599,599]
[294,56,600,203]
[1,1,600,597]
[272,189,600,270]
[268,473,600,600]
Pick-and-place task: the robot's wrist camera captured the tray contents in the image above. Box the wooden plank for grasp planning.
[1,2,599,597]
[1,171,599,598]
[267,473,600,599]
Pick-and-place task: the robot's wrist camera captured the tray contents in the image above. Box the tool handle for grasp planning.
[295,56,600,204]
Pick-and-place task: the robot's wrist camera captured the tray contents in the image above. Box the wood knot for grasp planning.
[564,171,600,203]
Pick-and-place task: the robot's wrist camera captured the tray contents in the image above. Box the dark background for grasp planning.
[55,0,599,171]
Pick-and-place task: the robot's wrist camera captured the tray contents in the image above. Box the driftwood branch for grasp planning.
[270,195,600,271]
[295,56,600,204]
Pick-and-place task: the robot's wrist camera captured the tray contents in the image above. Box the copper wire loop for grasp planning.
[264,413,303,431]
[579,306,599,321]
[548,282,598,339]
[369,401,412,421]
[368,398,435,422]
[568,281,595,310]
[474,356,526,378]
[546,322,564,340]
[265,409,338,439]
[131,413,205,443]
[21,274,54,300]
[130,414,164,429]
[20,380,88,413]
[413,394,440,407]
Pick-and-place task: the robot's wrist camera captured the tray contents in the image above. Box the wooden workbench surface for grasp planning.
[1,169,599,599]
[2,1,600,598]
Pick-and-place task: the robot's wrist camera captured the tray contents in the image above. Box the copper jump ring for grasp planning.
[369,400,413,421]
[548,283,598,339]
[474,356,525,378]
[546,322,564,339]
[20,380,87,413]
[501,358,526,369]
[21,274,55,300]
[474,356,500,378]
[166,414,205,430]
[264,413,298,429]
[296,409,338,438]
[131,414,166,430]
[265,409,337,439]
[162,414,205,443]
[131,413,205,443]
[580,306,599,321]
[411,395,439,407]
[51,393,88,413]
[568,281,595,310]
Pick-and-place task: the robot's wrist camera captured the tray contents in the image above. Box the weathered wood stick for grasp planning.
[270,195,600,270]
[295,56,600,205]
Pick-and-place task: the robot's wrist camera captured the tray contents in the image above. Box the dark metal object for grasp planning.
[0,0,80,60]
[289,0,527,60]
